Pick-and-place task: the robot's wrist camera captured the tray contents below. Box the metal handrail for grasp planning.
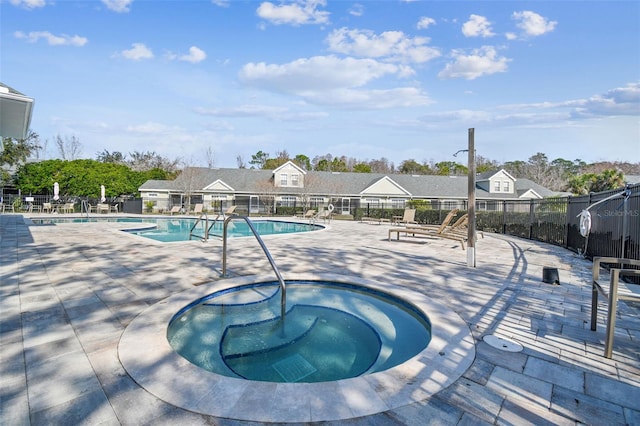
[221,215,286,320]
[189,213,209,241]
[81,199,90,218]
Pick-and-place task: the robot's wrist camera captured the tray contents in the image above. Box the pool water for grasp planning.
[167,280,432,383]
[29,217,321,242]
[137,219,321,242]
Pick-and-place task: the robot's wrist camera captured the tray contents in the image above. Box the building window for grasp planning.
[281,196,296,207]
[310,197,324,208]
[503,181,510,192]
[391,199,406,209]
[291,174,299,186]
[364,198,380,208]
[280,174,288,186]
[494,180,501,192]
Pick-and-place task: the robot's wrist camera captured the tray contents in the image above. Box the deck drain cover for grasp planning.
[483,335,523,352]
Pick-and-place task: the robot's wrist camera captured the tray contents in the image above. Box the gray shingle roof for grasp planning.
[139,166,558,200]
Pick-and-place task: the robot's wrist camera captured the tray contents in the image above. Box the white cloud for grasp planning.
[462,14,495,38]
[14,30,87,46]
[417,16,436,30]
[512,11,557,37]
[194,104,328,121]
[211,0,230,7]
[438,46,510,80]
[348,3,364,17]
[303,87,431,109]
[256,0,330,26]
[572,82,640,117]
[170,46,207,63]
[325,28,440,64]
[9,0,46,9]
[120,43,154,60]
[239,55,431,108]
[239,55,402,92]
[101,0,132,13]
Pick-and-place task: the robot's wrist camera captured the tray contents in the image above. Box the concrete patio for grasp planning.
[1,214,638,425]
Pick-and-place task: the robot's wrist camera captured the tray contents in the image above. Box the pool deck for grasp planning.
[1,213,639,425]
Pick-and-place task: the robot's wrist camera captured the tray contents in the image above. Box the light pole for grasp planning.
[454,128,476,267]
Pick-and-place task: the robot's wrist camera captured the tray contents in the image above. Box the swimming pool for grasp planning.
[167,280,432,383]
[29,217,323,242]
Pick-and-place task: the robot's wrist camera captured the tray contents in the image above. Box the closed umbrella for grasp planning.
[100,185,106,203]
[53,182,60,201]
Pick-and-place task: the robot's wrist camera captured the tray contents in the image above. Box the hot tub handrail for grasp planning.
[222,215,286,319]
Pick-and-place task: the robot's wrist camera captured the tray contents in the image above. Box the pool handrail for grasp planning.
[189,212,209,241]
[221,215,287,320]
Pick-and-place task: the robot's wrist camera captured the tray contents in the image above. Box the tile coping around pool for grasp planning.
[118,272,476,423]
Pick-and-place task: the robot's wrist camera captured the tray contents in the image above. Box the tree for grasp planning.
[13,159,164,198]
[566,169,625,195]
[249,150,269,169]
[353,162,371,173]
[434,161,466,176]
[55,134,82,160]
[97,150,126,164]
[368,157,394,174]
[128,151,179,173]
[293,154,311,171]
[236,155,246,168]
[399,159,427,175]
[204,146,216,168]
[0,131,40,184]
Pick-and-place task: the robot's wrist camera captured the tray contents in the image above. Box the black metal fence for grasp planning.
[3,184,638,260]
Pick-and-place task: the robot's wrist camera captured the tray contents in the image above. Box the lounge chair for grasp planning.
[360,212,391,224]
[299,209,316,219]
[191,203,204,215]
[388,209,467,249]
[393,208,418,225]
[590,257,640,358]
[314,209,332,223]
[165,206,181,215]
[223,205,237,217]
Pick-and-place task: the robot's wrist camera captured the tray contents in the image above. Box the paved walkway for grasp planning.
[1,214,638,425]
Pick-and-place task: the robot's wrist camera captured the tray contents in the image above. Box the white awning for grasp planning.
[0,84,34,140]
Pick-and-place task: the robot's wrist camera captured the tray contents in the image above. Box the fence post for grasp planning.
[502,201,507,234]
[529,199,534,239]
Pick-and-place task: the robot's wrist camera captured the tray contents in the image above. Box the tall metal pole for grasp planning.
[467,128,476,267]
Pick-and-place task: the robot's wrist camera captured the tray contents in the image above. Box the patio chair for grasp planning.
[42,202,52,213]
[96,203,109,214]
[191,203,204,215]
[165,206,181,215]
[590,257,640,358]
[62,202,75,214]
[314,209,332,223]
[393,208,418,225]
[300,209,315,219]
[223,205,237,217]
[388,209,467,249]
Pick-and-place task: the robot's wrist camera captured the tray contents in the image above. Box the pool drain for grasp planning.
[483,335,523,352]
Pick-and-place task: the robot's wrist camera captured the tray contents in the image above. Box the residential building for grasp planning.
[138,161,558,215]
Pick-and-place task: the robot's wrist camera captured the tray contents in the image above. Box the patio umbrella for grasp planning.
[100,185,106,203]
[53,182,60,201]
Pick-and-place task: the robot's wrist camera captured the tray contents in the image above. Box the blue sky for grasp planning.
[2,0,639,168]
